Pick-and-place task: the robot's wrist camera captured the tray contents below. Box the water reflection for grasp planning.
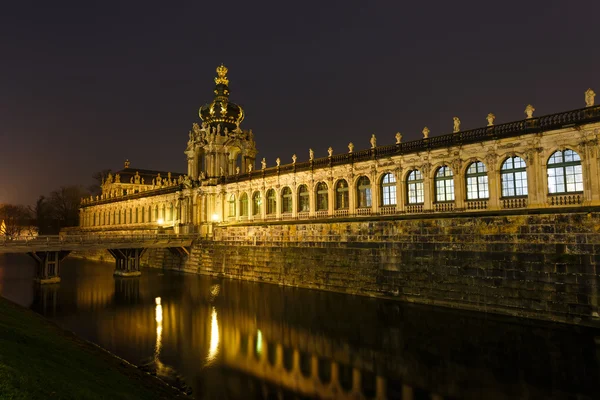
[0,256,599,400]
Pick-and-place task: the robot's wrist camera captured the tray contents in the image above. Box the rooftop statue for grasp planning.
[395,132,402,144]
[348,142,354,153]
[261,158,266,169]
[422,127,430,139]
[453,117,460,133]
[525,104,535,119]
[292,154,297,164]
[585,88,596,107]
[276,158,281,167]
[328,147,333,157]
[124,159,130,168]
[487,113,495,126]
[309,148,314,161]
[370,134,376,148]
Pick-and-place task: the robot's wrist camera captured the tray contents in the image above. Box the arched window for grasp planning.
[501,156,528,197]
[240,193,249,216]
[252,191,262,216]
[228,194,236,217]
[547,149,583,193]
[407,170,424,204]
[298,185,309,212]
[466,161,489,199]
[316,182,328,211]
[356,176,372,208]
[266,189,276,215]
[335,180,349,210]
[380,173,396,206]
[281,187,292,213]
[435,166,454,202]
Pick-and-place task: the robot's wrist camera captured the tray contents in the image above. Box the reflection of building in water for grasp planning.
[75,278,115,310]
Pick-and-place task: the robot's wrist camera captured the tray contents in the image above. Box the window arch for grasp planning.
[407,170,424,204]
[356,176,372,208]
[501,156,528,197]
[266,189,276,215]
[298,185,309,212]
[547,149,583,194]
[252,191,262,216]
[335,180,349,210]
[281,187,292,213]
[240,193,249,216]
[380,173,396,206]
[228,194,236,217]
[435,166,454,202]
[316,182,328,211]
[466,161,489,199]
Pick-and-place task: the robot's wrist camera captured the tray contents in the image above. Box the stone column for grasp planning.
[488,168,500,210]
[349,177,356,215]
[423,173,432,211]
[582,141,600,205]
[454,167,466,210]
[276,188,281,219]
[397,174,406,212]
[292,186,298,218]
[371,172,379,212]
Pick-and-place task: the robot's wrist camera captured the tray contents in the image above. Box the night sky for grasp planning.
[1,1,599,205]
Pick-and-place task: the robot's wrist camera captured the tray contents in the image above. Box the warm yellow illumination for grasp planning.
[256,329,263,356]
[155,297,163,324]
[157,218,164,225]
[206,307,219,364]
[211,213,219,222]
[155,296,161,305]
[154,296,163,358]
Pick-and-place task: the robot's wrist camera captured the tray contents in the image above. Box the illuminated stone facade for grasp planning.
[79,67,600,238]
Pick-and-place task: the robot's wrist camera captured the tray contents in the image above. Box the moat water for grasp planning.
[0,254,599,400]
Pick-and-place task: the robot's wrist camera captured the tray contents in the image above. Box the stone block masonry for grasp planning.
[185,211,600,327]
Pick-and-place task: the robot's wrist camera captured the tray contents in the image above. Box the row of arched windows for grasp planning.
[86,203,176,226]
[226,150,584,216]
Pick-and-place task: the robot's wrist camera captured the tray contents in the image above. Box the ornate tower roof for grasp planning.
[199,64,245,132]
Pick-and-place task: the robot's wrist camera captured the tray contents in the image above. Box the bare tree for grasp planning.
[0,204,33,237]
[89,169,112,196]
[48,186,89,229]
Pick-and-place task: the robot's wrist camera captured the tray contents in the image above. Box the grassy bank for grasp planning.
[0,296,186,399]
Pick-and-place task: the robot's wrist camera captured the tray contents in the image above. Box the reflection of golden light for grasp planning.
[155,297,163,356]
[206,307,219,364]
[256,329,263,355]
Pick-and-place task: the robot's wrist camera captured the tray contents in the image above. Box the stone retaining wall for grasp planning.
[188,212,600,326]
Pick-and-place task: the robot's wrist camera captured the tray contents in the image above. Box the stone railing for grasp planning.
[315,210,329,218]
[281,212,293,220]
[334,209,349,217]
[405,204,424,213]
[434,202,455,212]
[502,197,528,209]
[297,211,310,219]
[266,214,277,220]
[379,205,396,215]
[356,207,372,216]
[548,193,583,206]
[466,200,488,210]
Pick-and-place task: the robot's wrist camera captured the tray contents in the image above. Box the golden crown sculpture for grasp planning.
[215,64,229,86]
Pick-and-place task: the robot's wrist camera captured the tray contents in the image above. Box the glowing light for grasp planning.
[154,296,163,358]
[206,307,219,364]
[157,218,164,225]
[211,213,219,222]
[256,329,263,356]
[155,297,163,324]
[155,296,161,305]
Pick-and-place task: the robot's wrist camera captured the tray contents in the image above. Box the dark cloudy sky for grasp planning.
[1,0,598,205]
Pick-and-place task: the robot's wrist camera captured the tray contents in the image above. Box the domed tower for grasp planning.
[185,64,257,180]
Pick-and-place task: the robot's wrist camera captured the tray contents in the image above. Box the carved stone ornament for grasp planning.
[525,104,535,119]
[421,163,431,177]
[248,164,253,172]
[485,152,498,172]
[292,154,297,164]
[276,157,281,167]
[309,148,314,161]
[585,88,596,107]
[236,166,240,174]
[124,159,130,168]
[395,132,402,144]
[486,113,495,126]
[451,158,462,172]
[328,147,333,157]
[453,117,460,133]
[370,134,377,149]
[348,142,354,153]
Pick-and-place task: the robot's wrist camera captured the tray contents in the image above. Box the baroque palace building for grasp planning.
[79,65,600,236]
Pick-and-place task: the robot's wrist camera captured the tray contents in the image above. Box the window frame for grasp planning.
[335,180,349,210]
[547,149,583,194]
[465,161,489,200]
[356,176,372,208]
[501,156,528,198]
[380,173,397,206]
[434,166,455,202]
[407,170,424,204]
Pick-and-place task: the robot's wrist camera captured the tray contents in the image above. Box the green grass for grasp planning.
[0,296,185,400]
